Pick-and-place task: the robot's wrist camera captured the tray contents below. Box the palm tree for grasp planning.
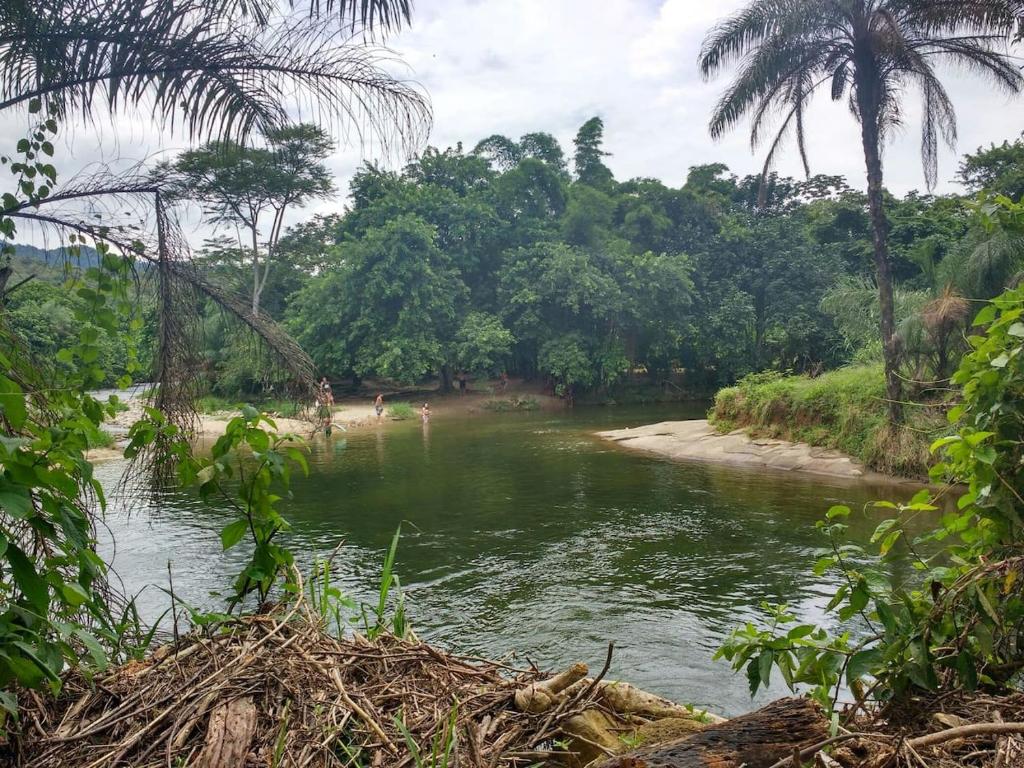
[700,0,1023,424]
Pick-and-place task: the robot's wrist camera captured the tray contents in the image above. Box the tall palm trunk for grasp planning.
[856,82,903,426]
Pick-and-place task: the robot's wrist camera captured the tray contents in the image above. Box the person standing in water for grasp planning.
[421,402,431,423]
[374,393,384,421]
[317,377,334,435]
[458,371,467,395]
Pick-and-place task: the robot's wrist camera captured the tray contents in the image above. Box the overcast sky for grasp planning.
[11,0,1024,245]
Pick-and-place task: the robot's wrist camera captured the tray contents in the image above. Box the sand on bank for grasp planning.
[597,419,911,482]
[87,384,563,461]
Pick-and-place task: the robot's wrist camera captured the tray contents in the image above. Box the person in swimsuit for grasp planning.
[374,393,384,421]
[421,402,431,423]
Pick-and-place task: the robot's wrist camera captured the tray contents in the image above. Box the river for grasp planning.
[94,402,918,717]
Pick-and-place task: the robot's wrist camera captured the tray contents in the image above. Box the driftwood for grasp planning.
[594,697,828,768]
[195,697,257,768]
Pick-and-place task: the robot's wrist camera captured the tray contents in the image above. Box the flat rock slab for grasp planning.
[597,419,867,479]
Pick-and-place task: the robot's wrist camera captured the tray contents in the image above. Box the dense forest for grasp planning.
[10,119,1024,400]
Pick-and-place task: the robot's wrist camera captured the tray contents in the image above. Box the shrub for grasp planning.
[387,402,415,420]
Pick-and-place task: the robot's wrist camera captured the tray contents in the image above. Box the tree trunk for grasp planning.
[251,225,261,317]
[439,364,453,393]
[857,90,902,425]
[595,697,827,768]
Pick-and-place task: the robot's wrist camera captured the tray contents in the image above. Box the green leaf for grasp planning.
[0,375,27,429]
[7,544,49,614]
[973,304,997,326]
[220,519,249,550]
[745,658,761,697]
[73,628,108,670]
[757,649,773,690]
[0,482,32,519]
[61,582,90,607]
[846,649,881,685]
[786,625,816,641]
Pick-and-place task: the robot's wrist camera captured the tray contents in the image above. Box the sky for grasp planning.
[8,0,1024,244]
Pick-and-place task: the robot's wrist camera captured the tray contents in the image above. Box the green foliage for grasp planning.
[452,311,514,376]
[128,406,309,609]
[0,114,152,729]
[166,123,335,314]
[196,409,306,607]
[386,402,415,420]
[958,136,1024,200]
[710,366,938,477]
[286,215,464,385]
[717,285,1024,715]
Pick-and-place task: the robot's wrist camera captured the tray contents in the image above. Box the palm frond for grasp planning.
[699,0,819,78]
[0,0,430,148]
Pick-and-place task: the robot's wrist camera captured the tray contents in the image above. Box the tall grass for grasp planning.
[306,526,409,641]
[710,366,943,477]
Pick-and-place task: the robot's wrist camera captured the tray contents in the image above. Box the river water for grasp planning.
[94,403,918,716]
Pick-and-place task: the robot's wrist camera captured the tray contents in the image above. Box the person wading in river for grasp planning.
[318,377,334,435]
[421,402,431,424]
[374,393,384,421]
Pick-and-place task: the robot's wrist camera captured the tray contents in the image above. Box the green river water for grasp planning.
[96,403,919,716]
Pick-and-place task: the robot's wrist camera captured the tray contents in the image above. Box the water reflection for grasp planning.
[95,403,922,716]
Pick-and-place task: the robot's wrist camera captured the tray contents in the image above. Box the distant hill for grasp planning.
[12,243,101,269]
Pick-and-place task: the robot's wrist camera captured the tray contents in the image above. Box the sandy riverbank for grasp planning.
[87,385,564,461]
[598,419,915,483]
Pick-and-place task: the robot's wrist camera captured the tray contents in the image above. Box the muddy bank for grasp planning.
[598,419,914,483]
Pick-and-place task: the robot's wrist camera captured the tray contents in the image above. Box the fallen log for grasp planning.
[595,697,828,768]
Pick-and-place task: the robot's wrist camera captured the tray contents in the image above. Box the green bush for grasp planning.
[84,424,115,449]
[709,365,940,477]
[387,402,415,420]
[718,286,1024,715]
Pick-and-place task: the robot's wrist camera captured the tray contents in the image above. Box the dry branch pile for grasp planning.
[10,595,1024,768]
[15,593,713,768]
[15,606,560,767]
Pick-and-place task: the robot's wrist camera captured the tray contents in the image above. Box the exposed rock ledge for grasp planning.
[598,419,871,479]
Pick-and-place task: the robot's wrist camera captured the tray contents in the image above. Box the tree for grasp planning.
[286,215,466,385]
[957,135,1024,200]
[169,124,335,315]
[473,132,566,172]
[572,117,614,188]
[700,0,1023,425]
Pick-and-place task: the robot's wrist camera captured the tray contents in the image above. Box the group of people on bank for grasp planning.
[316,377,432,430]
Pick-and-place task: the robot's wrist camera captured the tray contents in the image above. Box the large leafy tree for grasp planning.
[286,215,467,385]
[168,124,335,315]
[700,0,1023,424]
